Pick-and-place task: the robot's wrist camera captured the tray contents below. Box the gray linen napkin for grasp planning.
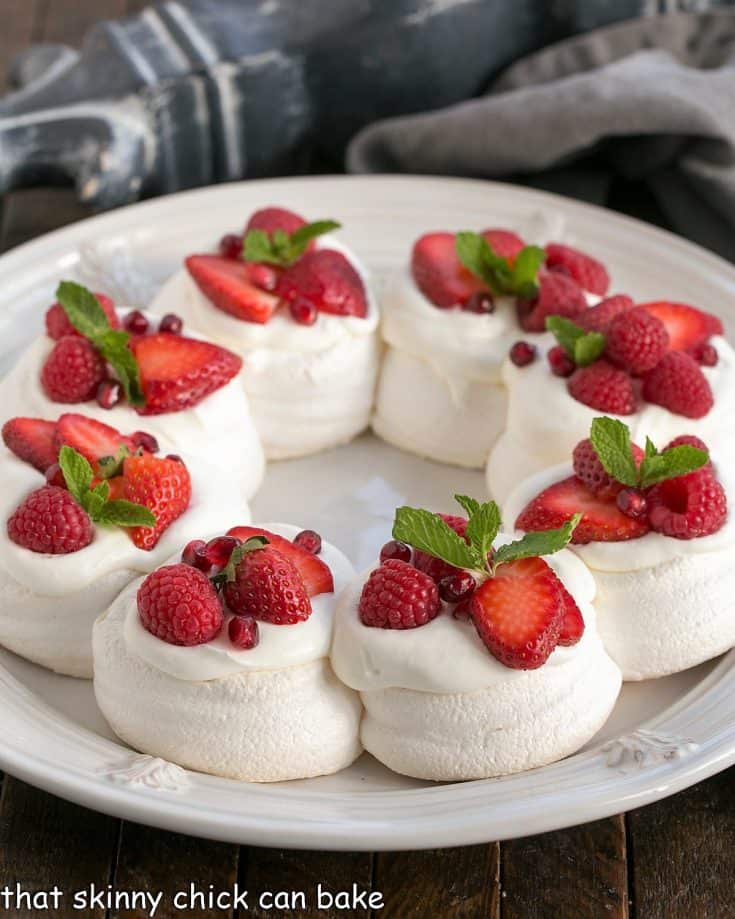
[347,11,735,261]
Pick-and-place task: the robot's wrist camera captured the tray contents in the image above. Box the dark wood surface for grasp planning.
[0,3,732,917]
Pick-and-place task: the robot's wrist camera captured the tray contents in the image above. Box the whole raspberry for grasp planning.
[137,564,223,645]
[516,271,587,333]
[572,437,644,498]
[605,306,669,374]
[544,243,610,295]
[41,336,106,403]
[665,434,709,453]
[414,513,468,582]
[45,293,118,340]
[7,485,93,554]
[577,295,634,333]
[223,545,312,624]
[647,468,727,539]
[642,351,714,419]
[567,360,638,415]
[359,559,440,629]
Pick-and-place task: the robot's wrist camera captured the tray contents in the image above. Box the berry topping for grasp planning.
[41,336,106,404]
[481,228,526,263]
[223,544,312,625]
[185,254,281,324]
[245,206,308,237]
[182,538,207,569]
[228,615,259,649]
[2,417,58,472]
[293,529,322,555]
[462,291,495,314]
[572,437,644,498]
[226,525,334,597]
[358,558,440,629]
[55,414,134,470]
[245,262,280,292]
[218,232,243,260]
[438,571,476,603]
[689,341,718,366]
[544,243,610,295]
[45,463,65,487]
[509,341,537,367]
[516,271,587,332]
[46,293,117,340]
[277,249,368,318]
[137,564,223,646]
[642,351,713,419]
[379,539,412,563]
[122,452,192,550]
[547,345,575,378]
[616,488,647,518]
[639,301,723,352]
[556,579,585,646]
[647,468,727,539]
[130,430,159,454]
[123,310,150,335]
[411,232,487,308]
[159,313,183,335]
[199,535,241,574]
[567,360,638,414]
[7,485,94,555]
[289,298,318,325]
[605,306,669,374]
[131,333,242,415]
[96,379,122,410]
[577,294,634,333]
[452,599,472,621]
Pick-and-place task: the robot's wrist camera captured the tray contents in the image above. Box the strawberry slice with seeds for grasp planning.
[556,578,585,646]
[639,301,723,352]
[226,525,334,597]
[123,453,192,550]
[131,333,243,415]
[516,475,650,543]
[245,206,307,237]
[185,255,280,324]
[277,249,368,317]
[411,232,488,308]
[55,414,134,469]
[470,556,564,669]
[2,417,58,471]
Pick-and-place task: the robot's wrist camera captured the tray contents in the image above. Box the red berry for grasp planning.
[96,379,122,410]
[616,488,647,518]
[46,293,118,340]
[246,206,308,238]
[509,341,537,367]
[55,413,134,470]
[642,351,713,419]
[203,535,241,572]
[245,262,279,292]
[557,579,585,646]
[228,615,259,649]
[277,249,368,318]
[227,525,334,597]
[137,563,223,646]
[131,431,159,454]
[186,255,280,324]
[41,336,106,403]
[44,462,65,488]
[665,434,709,454]
[223,545,312,624]
[605,306,669,374]
[159,313,183,334]
[688,342,718,366]
[439,571,476,603]
[572,437,644,498]
[123,453,192,550]
[544,243,610,295]
[358,558,440,629]
[452,599,472,621]
[289,298,318,325]
[7,485,93,554]
[411,232,487,308]
[181,538,207,568]
[639,301,723,352]
[379,540,412,563]
[482,228,525,262]
[647,468,727,539]
[123,310,149,335]
[218,233,243,259]
[462,291,495,314]
[2,417,58,472]
[293,529,321,555]
[567,359,637,415]
[516,270,587,332]
[577,294,634,334]
[547,345,575,377]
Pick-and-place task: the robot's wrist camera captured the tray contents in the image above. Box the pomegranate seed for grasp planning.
[229,615,259,649]
[290,298,318,325]
[547,345,575,378]
[159,313,183,334]
[182,538,207,569]
[462,291,495,314]
[96,379,122,409]
[204,535,242,572]
[616,488,647,518]
[247,263,279,292]
[45,463,65,488]
[452,599,472,621]
[219,233,242,260]
[124,310,149,335]
[293,529,322,555]
[439,571,476,603]
[509,341,537,367]
[379,540,412,563]
[691,342,718,367]
[131,431,159,453]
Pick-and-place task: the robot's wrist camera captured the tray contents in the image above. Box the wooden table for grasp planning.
[0,3,734,916]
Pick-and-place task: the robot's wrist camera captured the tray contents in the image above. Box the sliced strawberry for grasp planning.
[277,249,368,318]
[226,525,334,597]
[132,333,243,415]
[470,556,564,670]
[185,255,280,324]
[639,301,723,352]
[481,228,525,263]
[555,577,585,646]
[245,207,307,237]
[123,453,192,550]
[2,417,58,472]
[55,414,134,469]
[515,475,650,543]
[411,232,487,308]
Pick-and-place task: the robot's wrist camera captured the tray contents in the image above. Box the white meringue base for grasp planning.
[93,589,363,782]
[372,347,507,469]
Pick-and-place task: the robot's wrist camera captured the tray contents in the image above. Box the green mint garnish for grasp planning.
[455,232,545,298]
[545,315,605,368]
[392,494,579,578]
[589,417,709,490]
[55,281,145,407]
[243,220,341,268]
[58,445,156,528]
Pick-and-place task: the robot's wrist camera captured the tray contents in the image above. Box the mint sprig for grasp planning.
[455,232,545,298]
[545,316,605,368]
[243,220,341,267]
[492,515,582,568]
[55,281,144,407]
[589,417,709,490]
[58,445,156,528]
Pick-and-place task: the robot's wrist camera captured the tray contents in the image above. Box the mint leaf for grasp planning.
[639,445,709,489]
[493,514,581,569]
[95,330,144,407]
[242,219,341,267]
[243,229,272,264]
[573,331,606,366]
[464,500,501,566]
[96,500,156,528]
[55,281,110,340]
[393,507,479,570]
[289,220,340,254]
[453,494,480,518]
[645,437,657,460]
[456,232,544,298]
[509,245,545,298]
[589,417,639,487]
[545,316,605,367]
[58,445,93,506]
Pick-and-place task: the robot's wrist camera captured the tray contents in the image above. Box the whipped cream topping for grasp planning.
[502,455,735,573]
[122,523,355,681]
[331,536,600,695]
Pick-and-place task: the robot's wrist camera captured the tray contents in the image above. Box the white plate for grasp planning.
[1,175,734,851]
